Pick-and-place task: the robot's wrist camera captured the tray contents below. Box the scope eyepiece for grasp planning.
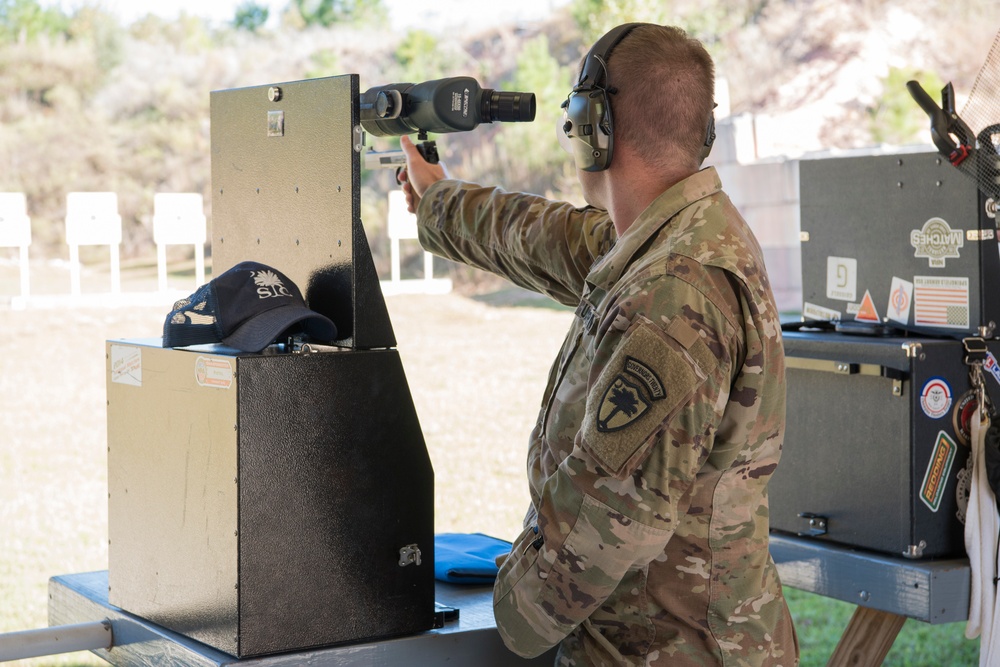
[360,76,536,137]
[482,90,536,124]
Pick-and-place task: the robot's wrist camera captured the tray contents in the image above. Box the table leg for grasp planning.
[827,606,907,667]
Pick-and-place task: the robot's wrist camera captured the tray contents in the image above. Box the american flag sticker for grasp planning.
[913,276,970,329]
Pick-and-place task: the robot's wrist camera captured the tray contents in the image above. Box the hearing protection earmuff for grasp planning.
[560,23,717,172]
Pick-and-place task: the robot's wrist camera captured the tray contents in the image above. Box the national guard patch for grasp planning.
[597,374,652,432]
[624,357,665,400]
[583,317,717,478]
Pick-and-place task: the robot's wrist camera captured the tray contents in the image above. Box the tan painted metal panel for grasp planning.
[107,340,239,655]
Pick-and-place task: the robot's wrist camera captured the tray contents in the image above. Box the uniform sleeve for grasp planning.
[415,179,615,307]
[492,278,738,657]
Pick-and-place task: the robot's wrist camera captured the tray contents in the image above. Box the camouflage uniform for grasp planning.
[416,167,798,666]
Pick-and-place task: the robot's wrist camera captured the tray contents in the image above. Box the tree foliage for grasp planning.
[233,2,270,32]
[292,0,387,27]
[0,0,994,281]
[869,67,946,146]
[0,0,70,43]
[569,0,671,44]
[493,35,579,198]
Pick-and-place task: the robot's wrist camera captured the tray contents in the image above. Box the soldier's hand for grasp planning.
[399,134,448,214]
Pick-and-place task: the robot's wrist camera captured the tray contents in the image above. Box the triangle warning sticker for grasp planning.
[855,289,881,323]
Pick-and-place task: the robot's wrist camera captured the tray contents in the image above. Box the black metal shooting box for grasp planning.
[771,150,1000,559]
[106,75,435,658]
[772,331,980,559]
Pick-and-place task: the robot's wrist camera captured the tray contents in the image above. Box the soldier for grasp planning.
[400,22,799,667]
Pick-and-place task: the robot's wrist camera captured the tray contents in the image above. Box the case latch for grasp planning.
[902,541,927,559]
[399,544,423,567]
[797,512,828,537]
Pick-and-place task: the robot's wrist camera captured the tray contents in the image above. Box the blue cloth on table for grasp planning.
[434,532,512,584]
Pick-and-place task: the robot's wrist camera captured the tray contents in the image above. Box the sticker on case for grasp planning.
[195,356,234,389]
[826,256,857,302]
[913,276,969,329]
[111,345,142,387]
[802,302,841,321]
[952,390,978,446]
[886,277,913,325]
[920,377,952,419]
[855,290,880,323]
[985,353,1000,386]
[920,431,957,513]
[911,217,964,268]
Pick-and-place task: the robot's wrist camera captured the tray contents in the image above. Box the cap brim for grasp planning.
[221,304,337,352]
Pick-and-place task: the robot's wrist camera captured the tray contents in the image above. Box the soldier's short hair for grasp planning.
[607,25,716,171]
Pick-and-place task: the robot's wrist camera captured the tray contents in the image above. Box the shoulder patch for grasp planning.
[596,374,651,432]
[624,356,665,400]
[582,317,719,478]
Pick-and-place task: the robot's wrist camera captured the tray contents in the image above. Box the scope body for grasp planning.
[360,76,535,137]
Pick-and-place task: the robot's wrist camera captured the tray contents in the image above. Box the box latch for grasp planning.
[796,512,828,537]
[399,544,423,567]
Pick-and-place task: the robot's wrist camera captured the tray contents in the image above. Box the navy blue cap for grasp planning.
[162,261,337,352]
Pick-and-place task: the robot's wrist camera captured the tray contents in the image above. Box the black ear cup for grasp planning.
[562,24,717,169]
[700,108,717,164]
[560,23,642,172]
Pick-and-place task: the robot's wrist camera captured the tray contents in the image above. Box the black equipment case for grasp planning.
[771,149,1000,559]
[771,330,991,559]
[799,151,1000,338]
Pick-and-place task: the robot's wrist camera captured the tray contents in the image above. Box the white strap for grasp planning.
[965,404,1000,666]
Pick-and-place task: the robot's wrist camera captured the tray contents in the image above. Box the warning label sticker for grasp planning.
[854,289,880,323]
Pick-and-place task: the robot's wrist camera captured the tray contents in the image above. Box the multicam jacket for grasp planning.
[416,167,798,666]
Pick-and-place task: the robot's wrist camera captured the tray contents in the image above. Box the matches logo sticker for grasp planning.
[921,431,958,513]
[911,217,963,268]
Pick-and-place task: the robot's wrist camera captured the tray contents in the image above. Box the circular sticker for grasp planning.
[952,390,978,445]
[920,377,953,419]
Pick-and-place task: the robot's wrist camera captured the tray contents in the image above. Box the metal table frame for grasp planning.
[49,535,971,666]
[49,571,555,666]
[769,533,971,665]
